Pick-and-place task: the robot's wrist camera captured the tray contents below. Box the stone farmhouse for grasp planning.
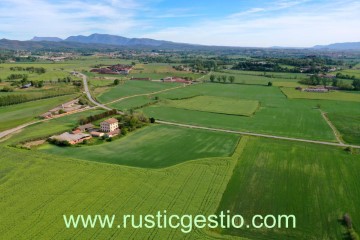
[100,118,119,132]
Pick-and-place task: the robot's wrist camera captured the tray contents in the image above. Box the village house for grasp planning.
[100,118,119,132]
[50,132,92,145]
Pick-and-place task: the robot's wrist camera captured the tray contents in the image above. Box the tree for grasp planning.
[114,79,120,85]
[216,76,221,82]
[229,76,235,84]
[221,75,227,83]
[210,74,215,82]
[150,117,156,123]
[267,81,273,86]
[352,79,360,90]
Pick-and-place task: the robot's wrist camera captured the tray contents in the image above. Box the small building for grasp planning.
[21,83,32,89]
[304,87,329,93]
[90,131,105,137]
[106,129,120,138]
[77,123,95,132]
[50,132,92,145]
[100,118,119,132]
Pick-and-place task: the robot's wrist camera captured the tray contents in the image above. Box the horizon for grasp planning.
[0,0,360,47]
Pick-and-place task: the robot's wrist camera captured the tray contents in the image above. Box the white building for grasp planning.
[100,118,119,132]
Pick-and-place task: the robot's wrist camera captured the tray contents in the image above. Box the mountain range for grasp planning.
[0,33,358,51]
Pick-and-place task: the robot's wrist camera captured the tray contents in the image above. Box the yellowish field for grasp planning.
[280,87,360,102]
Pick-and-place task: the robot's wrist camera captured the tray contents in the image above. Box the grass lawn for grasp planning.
[96,80,181,103]
[164,96,259,116]
[0,138,244,239]
[281,87,360,102]
[0,94,78,132]
[217,137,360,240]
[38,124,240,168]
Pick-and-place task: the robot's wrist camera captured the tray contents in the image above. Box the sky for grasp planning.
[0,0,359,47]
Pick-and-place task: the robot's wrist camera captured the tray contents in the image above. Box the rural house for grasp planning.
[100,118,119,132]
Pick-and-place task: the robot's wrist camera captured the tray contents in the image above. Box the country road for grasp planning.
[77,72,112,111]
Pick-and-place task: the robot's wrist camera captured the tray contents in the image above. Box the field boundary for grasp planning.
[320,110,344,145]
[156,120,360,149]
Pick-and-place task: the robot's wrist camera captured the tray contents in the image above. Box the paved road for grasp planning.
[77,72,112,111]
[157,120,360,149]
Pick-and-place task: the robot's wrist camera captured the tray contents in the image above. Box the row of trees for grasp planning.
[79,109,118,125]
[0,88,77,107]
[209,74,236,83]
[10,66,46,74]
[299,75,360,90]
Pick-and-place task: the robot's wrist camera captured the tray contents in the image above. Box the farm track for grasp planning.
[320,110,344,145]
[156,120,360,149]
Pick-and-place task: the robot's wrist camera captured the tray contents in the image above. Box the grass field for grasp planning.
[143,84,336,141]
[217,137,360,239]
[38,125,240,168]
[0,137,247,239]
[0,94,78,132]
[164,96,259,116]
[281,87,360,102]
[96,80,181,103]
[108,95,156,111]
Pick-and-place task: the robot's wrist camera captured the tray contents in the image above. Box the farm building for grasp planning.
[90,64,133,75]
[304,87,329,93]
[90,131,105,137]
[131,77,151,81]
[163,77,192,84]
[100,118,119,132]
[76,123,95,132]
[50,132,92,145]
[106,129,120,138]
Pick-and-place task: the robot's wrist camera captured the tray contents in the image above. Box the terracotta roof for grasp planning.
[103,118,118,124]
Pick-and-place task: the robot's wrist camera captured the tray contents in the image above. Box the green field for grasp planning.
[96,80,181,103]
[0,141,242,239]
[0,94,78,132]
[143,84,336,141]
[38,125,240,168]
[281,87,360,102]
[108,95,156,111]
[217,137,360,239]
[164,96,259,116]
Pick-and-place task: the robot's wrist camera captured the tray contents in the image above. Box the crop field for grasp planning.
[0,63,74,82]
[281,87,360,102]
[130,63,204,80]
[164,96,259,116]
[0,94,78,132]
[96,80,181,103]
[0,138,245,239]
[143,84,336,141]
[320,101,360,145]
[108,95,156,111]
[216,137,360,239]
[38,124,240,168]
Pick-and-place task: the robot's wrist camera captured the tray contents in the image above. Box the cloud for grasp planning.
[142,0,360,47]
[0,0,146,39]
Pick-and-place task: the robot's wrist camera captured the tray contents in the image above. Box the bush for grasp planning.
[150,117,156,123]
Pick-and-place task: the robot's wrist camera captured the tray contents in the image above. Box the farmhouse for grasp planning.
[100,118,119,132]
[105,129,120,138]
[50,132,92,145]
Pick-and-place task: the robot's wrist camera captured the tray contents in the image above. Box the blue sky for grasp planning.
[0,0,359,47]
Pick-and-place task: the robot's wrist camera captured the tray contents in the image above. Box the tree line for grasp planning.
[209,74,236,83]
[10,66,46,74]
[79,109,118,125]
[299,75,360,90]
[0,88,77,107]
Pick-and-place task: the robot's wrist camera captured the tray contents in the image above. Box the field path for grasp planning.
[157,120,360,149]
[320,110,344,145]
[104,84,185,105]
